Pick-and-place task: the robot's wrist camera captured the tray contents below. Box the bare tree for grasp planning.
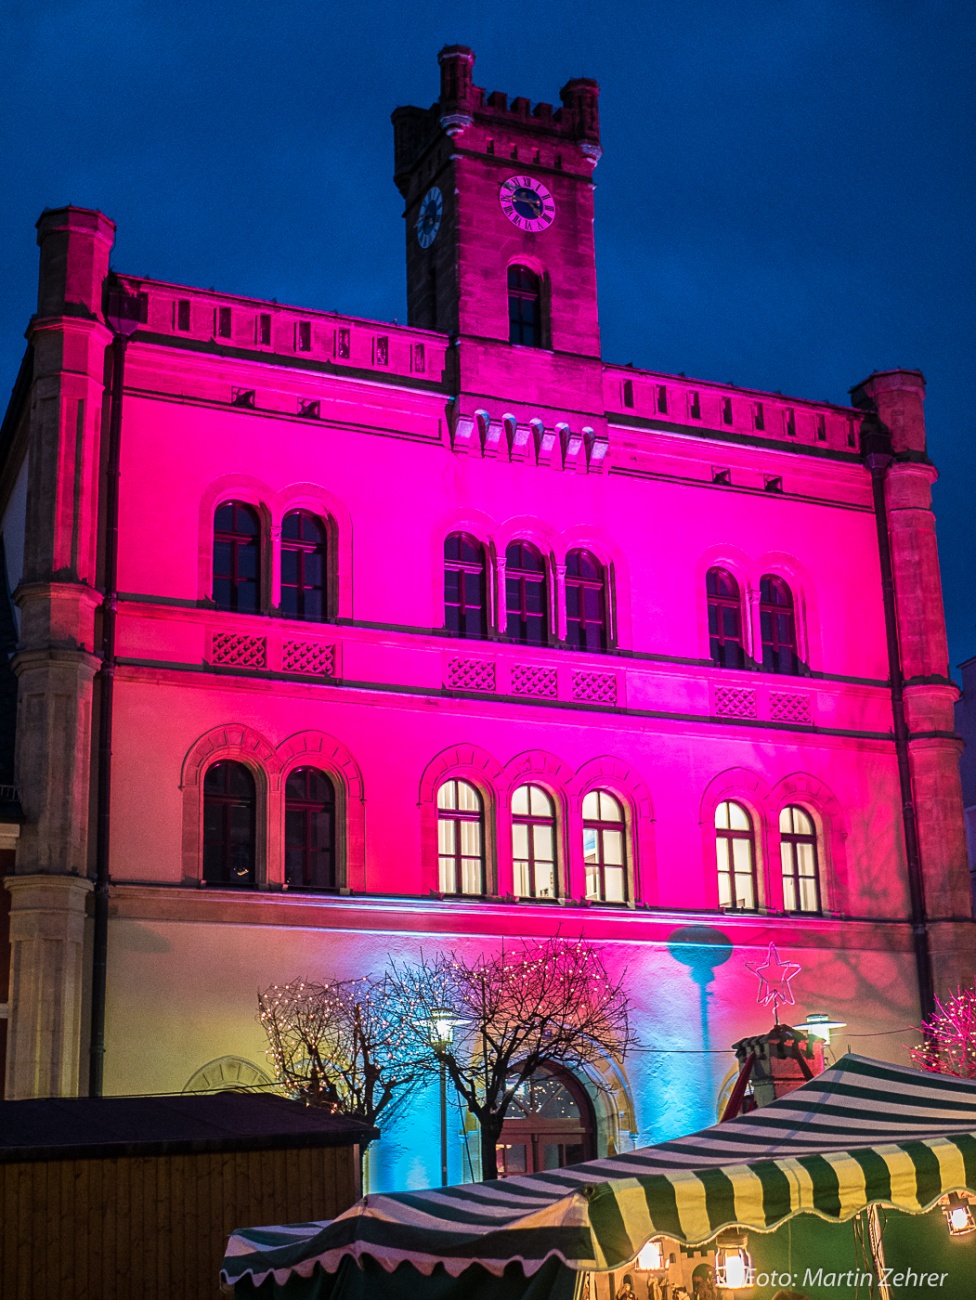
[910,985,976,1079]
[389,937,636,1180]
[258,974,425,1130]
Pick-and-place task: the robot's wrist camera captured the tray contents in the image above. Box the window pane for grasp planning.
[459,821,481,857]
[779,806,793,833]
[512,822,529,859]
[731,836,753,876]
[460,857,483,895]
[783,872,797,912]
[793,807,814,835]
[583,827,598,862]
[456,780,480,812]
[585,865,601,900]
[512,785,529,816]
[799,875,819,912]
[728,801,750,831]
[601,830,624,865]
[528,785,551,817]
[597,791,622,822]
[534,862,556,899]
[715,802,731,830]
[438,821,455,855]
[437,782,457,810]
[797,841,816,877]
[603,866,625,903]
[533,822,554,863]
[514,862,531,897]
[439,857,455,893]
[717,870,732,908]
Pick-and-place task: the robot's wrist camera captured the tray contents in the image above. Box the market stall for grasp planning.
[222,1055,976,1298]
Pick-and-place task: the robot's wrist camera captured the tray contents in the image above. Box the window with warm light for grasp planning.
[213,501,261,612]
[715,801,757,910]
[203,761,256,886]
[437,779,485,896]
[511,784,557,900]
[284,767,336,890]
[505,541,548,645]
[444,533,487,638]
[565,549,606,651]
[760,574,798,674]
[281,510,327,621]
[583,790,626,902]
[706,567,744,668]
[780,805,820,913]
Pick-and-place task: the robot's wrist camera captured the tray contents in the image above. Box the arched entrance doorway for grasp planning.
[496,1064,596,1176]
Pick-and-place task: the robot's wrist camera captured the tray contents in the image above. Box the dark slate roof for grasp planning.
[0,1091,379,1163]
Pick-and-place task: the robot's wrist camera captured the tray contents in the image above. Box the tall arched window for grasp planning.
[706,568,744,668]
[780,805,820,913]
[565,550,606,651]
[203,761,256,886]
[444,534,487,638]
[582,790,626,903]
[285,767,336,890]
[508,265,542,347]
[281,511,327,621]
[760,575,798,674]
[213,502,261,612]
[512,784,557,900]
[715,800,757,910]
[505,541,548,645]
[437,779,485,896]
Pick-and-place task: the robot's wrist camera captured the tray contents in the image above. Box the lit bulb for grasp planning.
[715,1247,754,1289]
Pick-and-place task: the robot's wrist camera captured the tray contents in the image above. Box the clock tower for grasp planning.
[392,46,604,418]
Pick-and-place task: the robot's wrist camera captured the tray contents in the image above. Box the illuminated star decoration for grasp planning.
[747,943,801,1022]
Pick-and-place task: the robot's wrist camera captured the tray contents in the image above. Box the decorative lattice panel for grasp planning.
[446,659,496,693]
[571,671,617,706]
[211,632,267,669]
[713,686,758,719]
[510,665,558,698]
[769,692,813,725]
[282,641,336,677]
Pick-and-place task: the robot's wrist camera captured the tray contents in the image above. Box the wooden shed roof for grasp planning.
[0,1091,379,1162]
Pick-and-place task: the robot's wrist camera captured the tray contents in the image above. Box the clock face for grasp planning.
[499,175,556,232]
[416,187,443,248]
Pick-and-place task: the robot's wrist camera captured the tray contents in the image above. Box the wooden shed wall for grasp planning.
[0,1142,360,1300]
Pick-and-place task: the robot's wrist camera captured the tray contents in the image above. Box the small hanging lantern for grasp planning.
[942,1192,976,1238]
[713,1230,754,1289]
[635,1237,665,1271]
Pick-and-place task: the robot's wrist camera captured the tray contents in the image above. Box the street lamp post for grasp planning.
[428,1009,456,1187]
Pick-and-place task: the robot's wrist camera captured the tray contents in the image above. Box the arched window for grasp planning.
[281,511,327,621]
[512,784,557,900]
[285,767,336,890]
[444,534,487,638]
[505,541,548,645]
[706,568,744,668]
[213,502,261,612]
[497,1065,595,1176]
[508,265,542,347]
[715,800,757,910]
[437,779,485,896]
[760,575,798,674]
[780,805,820,913]
[582,790,626,903]
[203,761,256,886]
[565,550,606,651]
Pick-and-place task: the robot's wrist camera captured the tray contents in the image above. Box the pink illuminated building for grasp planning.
[0,47,973,1187]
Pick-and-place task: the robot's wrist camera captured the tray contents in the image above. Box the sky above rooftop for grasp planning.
[1,1,973,667]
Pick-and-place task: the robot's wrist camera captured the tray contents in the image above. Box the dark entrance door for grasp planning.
[496,1064,596,1177]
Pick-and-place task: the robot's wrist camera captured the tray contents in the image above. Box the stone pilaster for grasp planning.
[4,874,92,1097]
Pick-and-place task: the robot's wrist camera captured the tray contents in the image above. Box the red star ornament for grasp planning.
[747,942,801,1013]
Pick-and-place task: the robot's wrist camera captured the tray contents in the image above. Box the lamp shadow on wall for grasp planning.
[667,924,733,1056]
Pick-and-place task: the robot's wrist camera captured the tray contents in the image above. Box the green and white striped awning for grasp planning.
[221,1054,976,1288]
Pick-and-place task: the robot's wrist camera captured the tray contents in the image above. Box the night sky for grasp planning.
[2,2,973,668]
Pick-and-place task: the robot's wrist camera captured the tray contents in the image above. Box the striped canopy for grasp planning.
[222,1054,976,1289]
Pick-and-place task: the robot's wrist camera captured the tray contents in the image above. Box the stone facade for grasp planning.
[0,47,972,1190]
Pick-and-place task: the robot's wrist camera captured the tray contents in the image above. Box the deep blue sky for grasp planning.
[2,2,973,668]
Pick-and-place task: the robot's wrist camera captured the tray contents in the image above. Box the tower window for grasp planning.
[622,379,634,409]
[437,779,485,895]
[444,534,487,638]
[722,397,733,426]
[816,414,826,442]
[177,300,191,332]
[213,501,261,613]
[285,767,336,890]
[297,321,311,352]
[505,541,547,645]
[281,510,327,621]
[754,402,765,431]
[706,567,744,669]
[657,385,668,414]
[785,409,796,437]
[715,800,756,910]
[217,306,232,339]
[203,761,256,887]
[689,392,701,420]
[565,549,606,651]
[258,313,272,346]
[759,575,798,674]
[508,265,542,348]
